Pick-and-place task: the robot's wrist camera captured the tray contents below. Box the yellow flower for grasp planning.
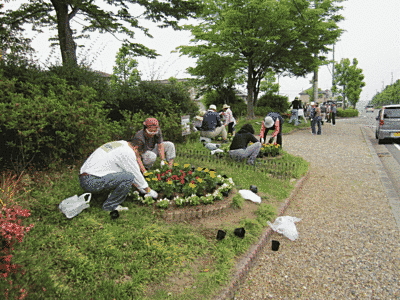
[189,183,196,188]
[152,177,158,181]
[144,172,153,176]
[173,163,179,167]
[184,164,190,168]
[167,180,173,185]
[204,168,209,172]
[197,167,203,171]
[146,178,151,181]
[196,178,203,183]
[209,171,216,178]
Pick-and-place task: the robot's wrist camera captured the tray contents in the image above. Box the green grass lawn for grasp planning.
[1,116,309,300]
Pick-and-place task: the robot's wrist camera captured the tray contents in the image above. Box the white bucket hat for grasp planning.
[264,116,274,128]
[222,104,230,109]
[209,104,217,110]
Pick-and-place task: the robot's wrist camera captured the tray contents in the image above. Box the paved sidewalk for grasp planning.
[233,118,400,299]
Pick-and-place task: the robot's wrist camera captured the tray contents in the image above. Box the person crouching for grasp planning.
[131,118,176,174]
[229,124,261,165]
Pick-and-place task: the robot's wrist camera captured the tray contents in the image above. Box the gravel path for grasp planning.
[233,118,400,299]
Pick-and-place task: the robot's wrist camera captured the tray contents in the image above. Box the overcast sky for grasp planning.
[5,0,400,105]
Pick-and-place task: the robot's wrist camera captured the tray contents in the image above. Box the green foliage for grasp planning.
[202,89,247,119]
[0,75,121,173]
[118,110,191,143]
[118,80,198,117]
[255,203,276,226]
[333,58,365,108]
[371,79,400,106]
[179,0,344,118]
[255,94,290,116]
[4,0,202,66]
[231,193,245,209]
[336,108,359,118]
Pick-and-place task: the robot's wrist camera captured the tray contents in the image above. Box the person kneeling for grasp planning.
[229,124,261,165]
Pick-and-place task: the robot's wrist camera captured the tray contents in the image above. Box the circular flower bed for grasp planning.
[128,163,235,209]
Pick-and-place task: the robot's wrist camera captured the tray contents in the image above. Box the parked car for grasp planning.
[375,104,400,144]
[366,105,374,113]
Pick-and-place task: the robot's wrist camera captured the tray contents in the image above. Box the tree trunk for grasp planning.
[246,62,255,119]
[51,0,78,67]
[313,67,318,103]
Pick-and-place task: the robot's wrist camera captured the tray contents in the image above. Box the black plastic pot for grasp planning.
[234,227,246,238]
[216,230,226,240]
[110,210,120,220]
[250,185,258,194]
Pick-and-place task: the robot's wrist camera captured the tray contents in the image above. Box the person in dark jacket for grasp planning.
[229,124,261,165]
[259,112,284,146]
[200,104,228,142]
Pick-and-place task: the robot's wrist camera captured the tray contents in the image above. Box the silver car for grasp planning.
[375,104,400,144]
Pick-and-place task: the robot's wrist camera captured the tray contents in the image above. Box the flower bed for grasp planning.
[258,143,282,157]
[128,163,235,209]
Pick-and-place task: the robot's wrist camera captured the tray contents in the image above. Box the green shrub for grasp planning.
[202,89,247,119]
[0,76,121,173]
[118,111,190,144]
[255,94,290,116]
[336,108,359,117]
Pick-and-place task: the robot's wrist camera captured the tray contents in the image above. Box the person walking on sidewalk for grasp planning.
[229,124,261,165]
[331,103,337,126]
[260,112,284,146]
[310,102,322,135]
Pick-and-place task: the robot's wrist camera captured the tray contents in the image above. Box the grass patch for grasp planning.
[0,117,309,299]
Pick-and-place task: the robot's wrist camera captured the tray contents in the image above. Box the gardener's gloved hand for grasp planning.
[268,137,274,144]
[160,160,166,167]
[260,138,264,144]
[145,189,158,199]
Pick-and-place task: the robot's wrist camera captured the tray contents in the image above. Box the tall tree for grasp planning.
[332,58,365,108]
[179,0,344,118]
[2,0,202,66]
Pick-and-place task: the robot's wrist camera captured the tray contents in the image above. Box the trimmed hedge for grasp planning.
[336,108,359,117]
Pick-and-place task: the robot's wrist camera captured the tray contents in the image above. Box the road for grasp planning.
[358,109,400,203]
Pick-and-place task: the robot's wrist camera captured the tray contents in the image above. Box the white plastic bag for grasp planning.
[59,193,92,219]
[267,216,301,241]
[238,189,261,203]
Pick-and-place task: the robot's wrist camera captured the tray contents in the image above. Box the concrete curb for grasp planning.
[216,171,311,300]
[360,126,400,229]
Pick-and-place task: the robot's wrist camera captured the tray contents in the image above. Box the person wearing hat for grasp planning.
[221,104,236,135]
[229,124,261,165]
[310,102,322,135]
[259,112,284,146]
[200,104,228,142]
[79,140,158,212]
[288,96,301,126]
[131,118,176,173]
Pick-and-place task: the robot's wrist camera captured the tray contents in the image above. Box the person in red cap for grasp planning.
[131,118,176,173]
